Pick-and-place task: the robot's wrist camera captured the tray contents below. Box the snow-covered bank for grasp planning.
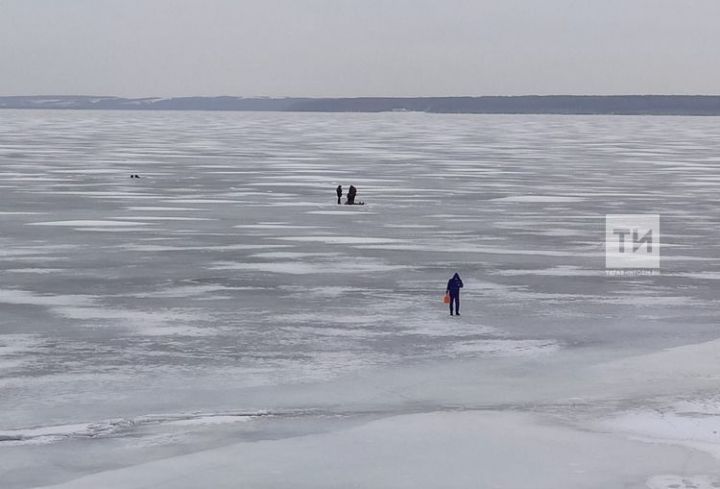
[7,336,720,489]
[589,339,720,463]
[27,411,720,489]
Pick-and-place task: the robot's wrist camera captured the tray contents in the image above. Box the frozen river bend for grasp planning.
[2,111,720,488]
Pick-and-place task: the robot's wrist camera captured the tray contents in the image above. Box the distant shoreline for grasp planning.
[3,95,720,115]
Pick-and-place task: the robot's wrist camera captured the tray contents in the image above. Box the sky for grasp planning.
[1,0,719,97]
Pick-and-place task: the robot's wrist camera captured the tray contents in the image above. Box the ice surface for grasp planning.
[27,220,150,227]
[2,111,720,488]
[113,216,216,221]
[647,475,720,489]
[125,207,201,211]
[20,412,720,489]
[275,235,403,244]
[0,411,260,446]
[209,259,407,274]
[603,409,720,459]
[491,195,586,202]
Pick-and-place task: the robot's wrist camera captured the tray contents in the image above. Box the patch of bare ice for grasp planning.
[0,289,96,307]
[492,195,586,203]
[646,474,720,489]
[114,216,216,221]
[209,260,406,274]
[27,220,149,227]
[275,236,402,245]
[445,339,560,356]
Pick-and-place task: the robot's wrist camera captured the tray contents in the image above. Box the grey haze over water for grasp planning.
[1,0,720,97]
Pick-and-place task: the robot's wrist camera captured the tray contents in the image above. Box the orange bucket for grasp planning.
[443,293,450,304]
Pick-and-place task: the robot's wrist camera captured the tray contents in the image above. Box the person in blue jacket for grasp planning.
[446,273,464,316]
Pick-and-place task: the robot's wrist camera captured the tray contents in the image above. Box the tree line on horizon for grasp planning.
[2,95,720,115]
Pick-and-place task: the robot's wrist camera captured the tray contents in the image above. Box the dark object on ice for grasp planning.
[336,185,342,204]
[446,273,463,316]
[135,174,140,178]
[130,174,140,179]
[342,185,364,205]
[345,185,357,205]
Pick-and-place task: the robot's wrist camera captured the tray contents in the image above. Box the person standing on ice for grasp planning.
[336,185,343,204]
[346,185,357,205]
[446,273,464,316]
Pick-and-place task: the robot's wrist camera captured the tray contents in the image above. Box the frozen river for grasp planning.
[2,110,720,488]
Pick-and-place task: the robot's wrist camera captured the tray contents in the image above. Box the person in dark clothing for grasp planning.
[346,185,357,205]
[446,273,464,316]
[336,185,343,204]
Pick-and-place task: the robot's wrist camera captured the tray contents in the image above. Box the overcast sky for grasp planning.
[1,0,719,97]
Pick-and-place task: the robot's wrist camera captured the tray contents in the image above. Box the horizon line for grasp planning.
[5,94,720,99]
